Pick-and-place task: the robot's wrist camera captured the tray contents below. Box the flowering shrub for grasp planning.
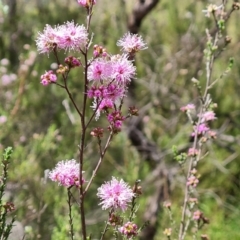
[33,0,240,239]
[36,1,147,239]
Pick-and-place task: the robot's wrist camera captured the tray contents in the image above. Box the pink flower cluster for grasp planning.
[97,177,134,211]
[107,111,125,132]
[37,22,147,130]
[88,54,136,122]
[187,168,199,188]
[36,21,88,54]
[86,34,146,123]
[64,56,81,68]
[188,148,199,157]
[40,70,57,86]
[119,222,138,239]
[49,159,85,187]
[191,123,209,137]
[88,54,135,84]
[191,111,216,137]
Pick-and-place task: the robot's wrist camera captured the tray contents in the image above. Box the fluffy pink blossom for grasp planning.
[49,159,85,187]
[40,70,57,86]
[88,59,110,81]
[119,222,138,238]
[36,21,88,53]
[111,54,136,84]
[56,21,88,51]
[97,177,134,211]
[36,25,59,54]
[117,32,147,53]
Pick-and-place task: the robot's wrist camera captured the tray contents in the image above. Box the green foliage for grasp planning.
[0,147,15,240]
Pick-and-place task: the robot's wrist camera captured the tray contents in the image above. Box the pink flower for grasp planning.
[119,222,138,238]
[187,175,199,188]
[193,210,202,220]
[200,111,216,122]
[77,0,96,7]
[40,70,57,86]
[0,116,7,124]
[111,54,136,84]
[49,159,85,187]
[88,59,110,81]
[97,177,134,211]
[56,21,88,51]
[188,148,199,157]
[36,25,59,54]
[191,123,209,136]
[36,22,88,53]
[180,103,195,112]
[117,32,147,53]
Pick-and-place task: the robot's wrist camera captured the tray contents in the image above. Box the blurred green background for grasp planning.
[0,0,240,239]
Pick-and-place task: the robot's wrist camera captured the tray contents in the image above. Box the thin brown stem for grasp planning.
[77,5,95,238]
[67,188,74,240]
[178,116,201,240]
[78,55,88,240]
[84,131,114,194]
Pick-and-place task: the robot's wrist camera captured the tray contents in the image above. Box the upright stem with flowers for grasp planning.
[164,2,239,240]
[36,0,147,239]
